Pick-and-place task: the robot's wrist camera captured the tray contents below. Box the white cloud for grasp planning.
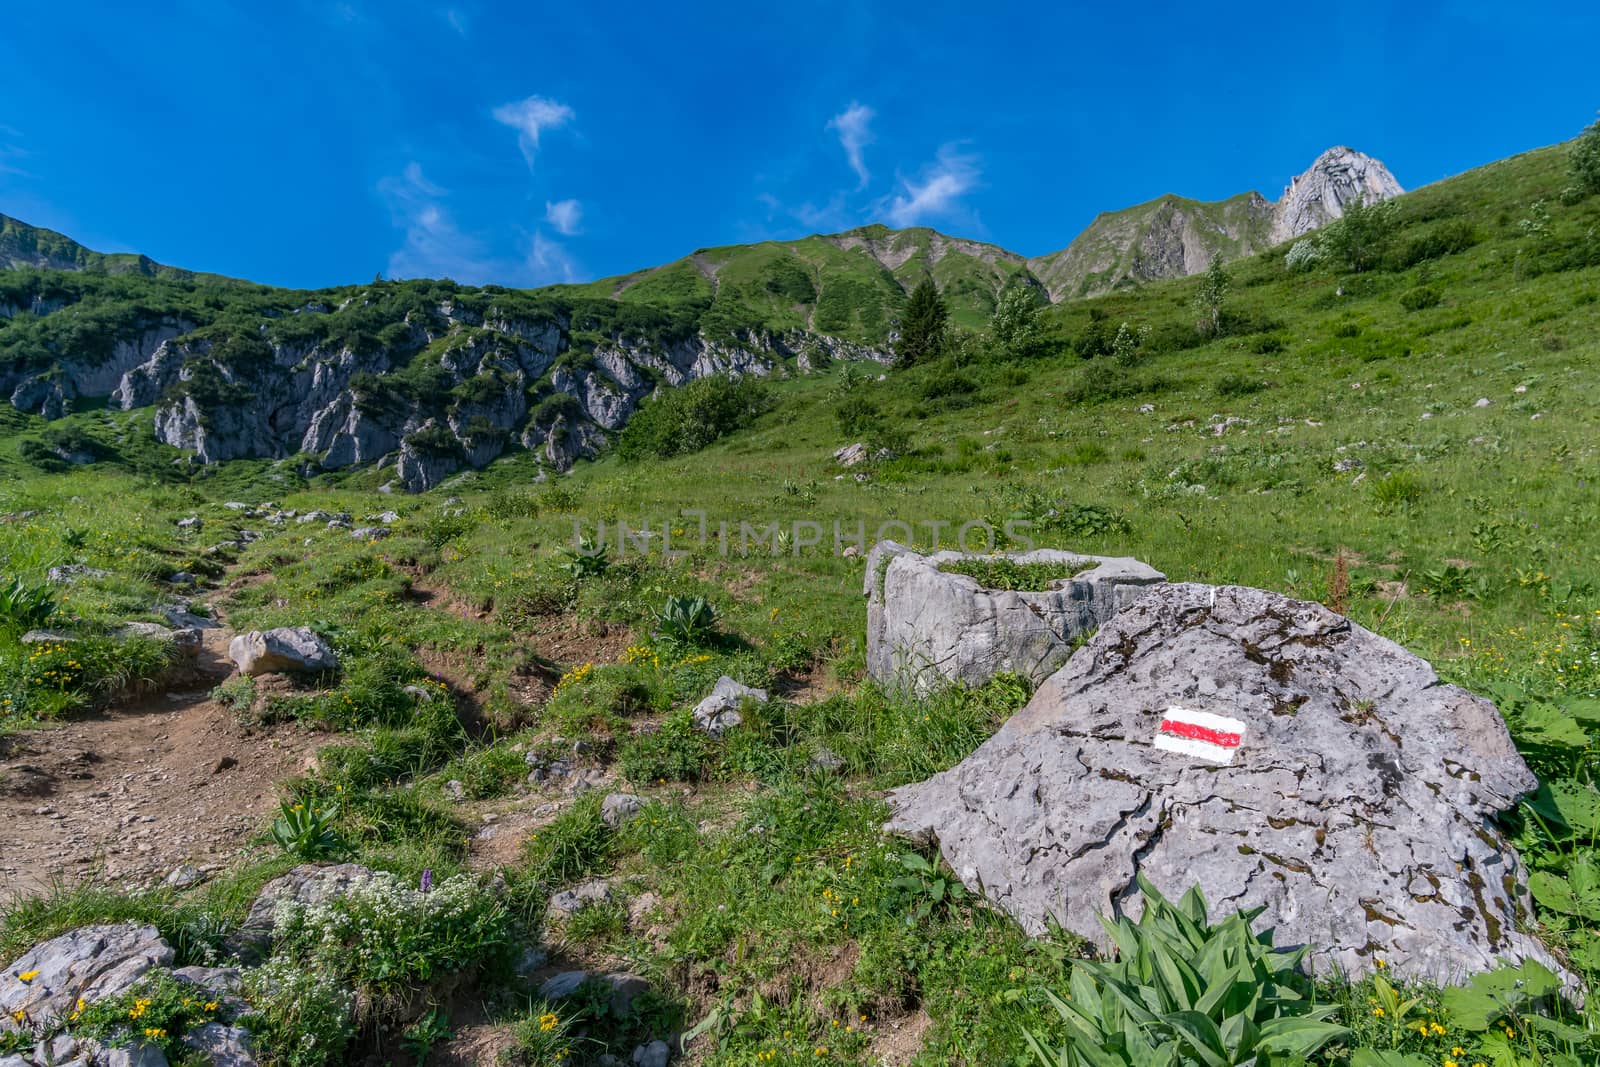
[544,198,583,236]
[527,232,580,285]
[492,95,575,171]
[826,102,875,189]
[442,6,468,36]
[379,162,580,286]
[885,146,981,227]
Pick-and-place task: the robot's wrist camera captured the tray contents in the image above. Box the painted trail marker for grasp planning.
[1153,706,1246,765]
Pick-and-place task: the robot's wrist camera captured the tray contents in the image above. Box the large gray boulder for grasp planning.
[865,542,1164,694]
[227,627,338,676]
[0,924,173,1026]
[886,583,1556,984]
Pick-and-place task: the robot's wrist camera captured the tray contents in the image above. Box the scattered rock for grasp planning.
[539,972,650,1017]
[865,541,1165,694]
[167,571,196,586]
[0,924,174,1025]
[547,879,613,917]
[176,517,201,531]
[46,564,108,584]
[1474,397,1492,407]
[443,779,466,802]
[227,627,338,676]
[886,583,1560,983]
[211,755,239,775]
[20,629,78,645]
[632,1040,670,1067]
[349,526,390,541]
[162,604,220,630]
[834,442,869,467]
[165,864,204,889]
[601,793,644,828]
[807,747,846,775]
[1332,458,1364,473]
[841,544,860,559]
[692,677,768,738]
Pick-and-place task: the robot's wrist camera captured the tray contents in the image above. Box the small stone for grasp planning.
[807,747,846,775]
[444,780,466,801]
[46,564,109,584]
[212,756,239,775]
[601,793,644,828]
[632,1040,670,1067]
[349,526,390,541]
[692,677,767,738]
[165,864,204,889]
[1474,397,1492,407]
[176,517,202,530]
[547,879,612,917]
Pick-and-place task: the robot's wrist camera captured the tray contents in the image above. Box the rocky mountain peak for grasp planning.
[1270,145,1404,244]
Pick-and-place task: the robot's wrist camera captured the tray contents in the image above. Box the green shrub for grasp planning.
[1323,198,1400,272]
[270,796,346,860]
[270,870,510,1001]
[524,794,616,883]
[1025,878,1347,1067]
[1400,285,1443,311]
[652,594,719,646]
[1393,220,1477,267]
[0,575,55,629]
[1571,115,1600,196]
[1214,372,1267,398]
[75,970,236,1061]
[618,711,715,783]
[1372,471,1425,512]
[616,375,771,461]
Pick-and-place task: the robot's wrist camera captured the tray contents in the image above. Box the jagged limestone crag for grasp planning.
[864,542,1165,695]
[886,583,1557,983]
[1030,146,1403,299]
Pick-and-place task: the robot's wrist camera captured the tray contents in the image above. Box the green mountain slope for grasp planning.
[0,213,206,281]
[1028,190,1275,300]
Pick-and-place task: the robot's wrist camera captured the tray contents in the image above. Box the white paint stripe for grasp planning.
[1153,733,1238,765]
[1163,706,1247,735]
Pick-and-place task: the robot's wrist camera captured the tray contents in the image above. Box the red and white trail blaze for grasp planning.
[1153,706,1247,765]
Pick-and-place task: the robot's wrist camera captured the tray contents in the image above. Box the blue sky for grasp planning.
[1,2,1597,290]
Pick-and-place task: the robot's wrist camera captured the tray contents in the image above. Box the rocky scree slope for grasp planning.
[1029,146,1403,299]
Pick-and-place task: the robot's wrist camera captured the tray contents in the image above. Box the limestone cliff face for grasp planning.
[84,302,888,491]
[1031,147,1402,299]
[1269,145,1405,243]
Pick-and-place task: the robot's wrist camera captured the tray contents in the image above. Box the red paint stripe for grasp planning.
[1159,719,1241,748]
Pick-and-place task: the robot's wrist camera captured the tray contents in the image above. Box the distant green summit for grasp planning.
[0,213,204,281]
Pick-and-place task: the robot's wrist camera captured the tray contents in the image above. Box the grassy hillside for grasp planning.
[1,136,1599,1066]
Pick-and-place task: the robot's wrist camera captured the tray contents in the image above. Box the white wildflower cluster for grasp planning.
[270,872,507,991]
[1285,238,1324,272]
[243,955,355,1063]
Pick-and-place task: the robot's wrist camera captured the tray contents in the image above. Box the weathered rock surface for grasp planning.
[230,863,376,956]
[1271,146,1405,244]
[547,879,613,917]
[0,924,173,1026]
[865,542,1165,694]
[886,583,1556,983]
[182,1023,258,1066]
[601,793,645,828]
[692,677,768,737]
[227,627,338,676]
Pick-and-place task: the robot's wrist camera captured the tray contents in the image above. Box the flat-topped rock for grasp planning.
[865,541,1165,694]
[228,627,337,676]
[886,583,1558,984]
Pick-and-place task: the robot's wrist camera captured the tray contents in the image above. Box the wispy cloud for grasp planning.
[884,146,981,227]
[379,161,579,285]
[492,95,575,171]
[826,102,876,189]
[441,6,468,36]
[757,191,852,234]
[527,232,579,285]
[544,198,582,236]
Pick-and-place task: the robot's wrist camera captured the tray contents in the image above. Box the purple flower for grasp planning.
[420,869,433,894]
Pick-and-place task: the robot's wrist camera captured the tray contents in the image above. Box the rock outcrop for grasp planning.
[886,583,1555,983]
[1030,147,1402,299]
[865,543,1165,694]
[1271,146,1406,244]
[1,924,174,1027]
[230,863,377,957]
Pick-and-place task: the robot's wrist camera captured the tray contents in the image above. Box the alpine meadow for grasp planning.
[2,38,1600,1067]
